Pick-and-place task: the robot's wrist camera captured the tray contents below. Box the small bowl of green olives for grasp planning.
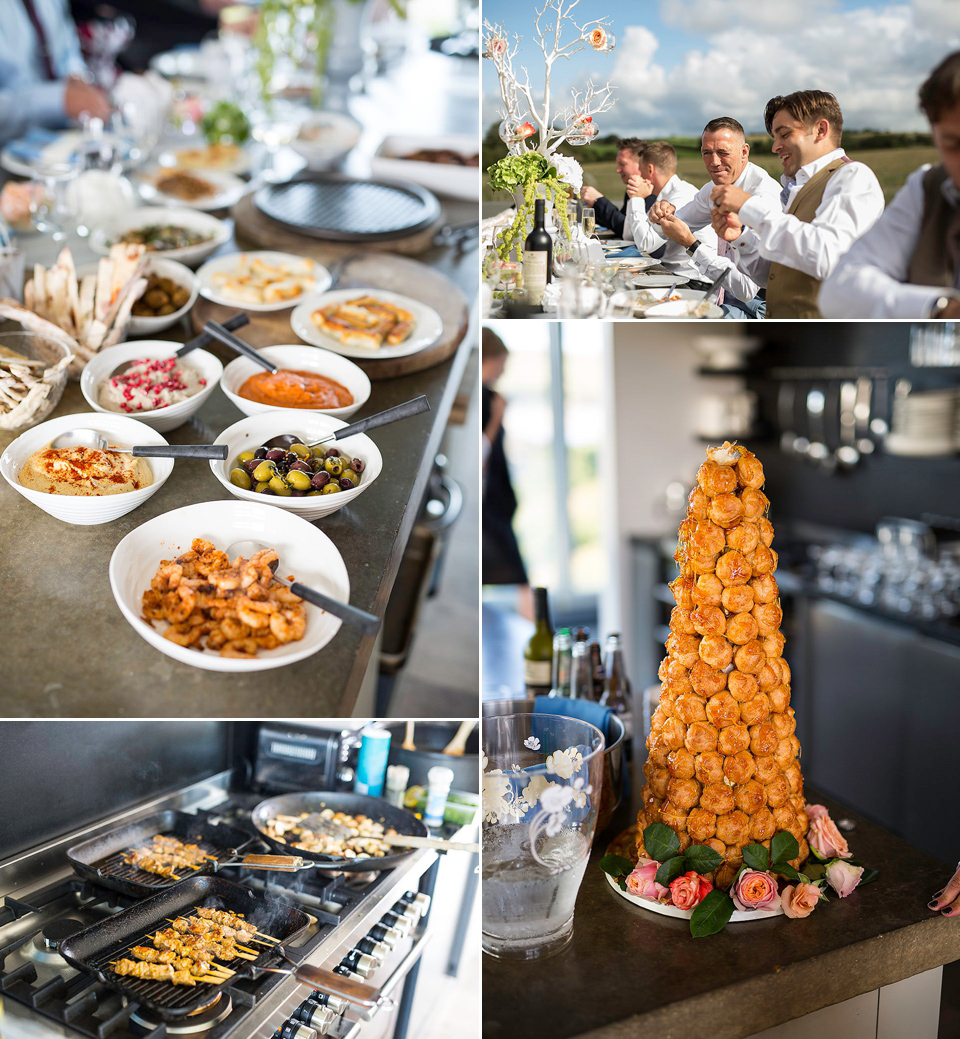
[210,410,382,520]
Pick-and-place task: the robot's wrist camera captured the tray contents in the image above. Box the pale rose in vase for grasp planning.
[669,871,713,910]
[807,804,851,860]
[625,859,668,901]
[781,882,822,919]
[732,869,780,912]
[825,859,864,898]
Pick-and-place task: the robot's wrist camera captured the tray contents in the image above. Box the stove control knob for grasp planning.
[341,951,377,978]
[296,1003,338,1034]
[381,910,415,935]
[408,892,431,915]
[307,992,348,1016]
[356,938,390,964]
[369,922,403,949]
[274,1021,318,1039]
[333,965,365,983]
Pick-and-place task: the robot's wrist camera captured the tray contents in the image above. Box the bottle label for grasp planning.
[524,660,551,686]
[523,252,548,304]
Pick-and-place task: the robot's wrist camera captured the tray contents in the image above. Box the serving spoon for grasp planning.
[202,320,281,373]
[108,311,251,378]
[261,396,431,451]
[226,538,380,636]
[50,429,227,459]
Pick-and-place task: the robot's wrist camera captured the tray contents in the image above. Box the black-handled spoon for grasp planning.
[262,396,431,450]
[50,429,227,459]
[108,312,250,379]
[226,539,381,636]
[203,320,279,373]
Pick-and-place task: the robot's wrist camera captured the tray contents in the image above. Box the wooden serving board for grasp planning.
[231,192,443,258]
[190,252,468,380]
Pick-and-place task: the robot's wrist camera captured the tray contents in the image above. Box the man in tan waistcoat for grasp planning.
[709,90,885,318]
[820,52,960,318]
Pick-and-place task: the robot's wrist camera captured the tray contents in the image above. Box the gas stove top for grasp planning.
[0,775,439,1039]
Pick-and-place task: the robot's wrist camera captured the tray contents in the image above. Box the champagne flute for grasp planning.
[581,206,596,238]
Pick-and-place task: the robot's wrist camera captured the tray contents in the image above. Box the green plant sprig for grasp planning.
[487,152,573,262]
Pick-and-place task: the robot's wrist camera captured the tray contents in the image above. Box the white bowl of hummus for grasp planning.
[80,340,222,433]
[0,412,174,525]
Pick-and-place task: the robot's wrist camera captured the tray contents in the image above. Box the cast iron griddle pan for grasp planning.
[66,810,257,897]
[250,790,428,872]
[58,876,384,1017]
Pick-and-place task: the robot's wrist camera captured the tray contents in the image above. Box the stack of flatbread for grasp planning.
[0,244,148,375]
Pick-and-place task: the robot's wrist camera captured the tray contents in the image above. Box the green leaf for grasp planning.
[684,844,724,874]
[600,854,634,879]
[655,856,688,887]
[643,823,681,863]
[690,890,735,938]
[771,863,801,882]
[804,862,826,882]
[617,877,627,891]
[857,866,880,886]
[741,843,770,871]
[770,831,800,865]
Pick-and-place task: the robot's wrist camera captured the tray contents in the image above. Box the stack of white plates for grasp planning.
[886,387,959,456]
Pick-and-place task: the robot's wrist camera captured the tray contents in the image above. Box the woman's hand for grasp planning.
[929,863,960,917]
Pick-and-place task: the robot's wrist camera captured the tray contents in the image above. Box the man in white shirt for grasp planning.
[650,117,782,318]
[580,137,645,238]
[710,90,884,318]
[819,52,960,319]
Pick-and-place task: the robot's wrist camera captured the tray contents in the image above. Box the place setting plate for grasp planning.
[0,129,136,177]
[136,167,247,211]
[195,251,332,311]
[290,288,444,360]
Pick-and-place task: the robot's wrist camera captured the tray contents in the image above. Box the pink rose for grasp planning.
[825,859,864,898]
[732,869,780,912]
[669,871,713,910]
[781,882,822,919]
[588,27,607,49]
[807,805,851,860]
[625,859,669,901]
[486,35,506,59]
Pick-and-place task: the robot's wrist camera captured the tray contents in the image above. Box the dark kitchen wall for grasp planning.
[740,323,960,533]
[0,721,244,860]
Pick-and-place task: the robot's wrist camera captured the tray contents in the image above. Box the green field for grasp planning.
[482,146,940,207]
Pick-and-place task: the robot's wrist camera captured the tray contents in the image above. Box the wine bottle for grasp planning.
[601,633,633,732]
[523,587,553,697]
[523,198,552,305]
[569,639,593,700]
[550,628,573,698]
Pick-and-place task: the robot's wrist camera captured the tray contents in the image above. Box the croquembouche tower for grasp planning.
[636,443,809,889]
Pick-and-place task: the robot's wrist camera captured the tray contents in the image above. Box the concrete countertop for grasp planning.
[482,791,960,1039]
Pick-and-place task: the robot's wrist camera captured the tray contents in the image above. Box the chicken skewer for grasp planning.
[109,958,221,985]
[151,928,258,962]
[128,946,233,976]
[168,915,268,946]
[195,906,280,943]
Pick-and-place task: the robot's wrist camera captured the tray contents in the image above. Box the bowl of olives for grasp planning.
[210,410,382,520]
[127,257,199,336]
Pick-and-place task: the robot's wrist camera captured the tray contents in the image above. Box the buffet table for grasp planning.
[0,214,475,717]
[482,791,960,1039]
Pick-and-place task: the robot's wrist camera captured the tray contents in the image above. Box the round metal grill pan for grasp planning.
[253,173,441,242]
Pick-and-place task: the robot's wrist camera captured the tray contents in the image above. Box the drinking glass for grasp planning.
[581,206,596,237]
[250,99,304,182]
[482,713,605,961]
[29,162,78,241]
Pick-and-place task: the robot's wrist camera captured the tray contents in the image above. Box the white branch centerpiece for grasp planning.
[484,0,617,261]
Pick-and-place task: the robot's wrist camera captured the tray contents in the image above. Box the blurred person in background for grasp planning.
[580,136,645,237]
[820,51,960,318]
[482,327,532,621]
[0,0,111,145]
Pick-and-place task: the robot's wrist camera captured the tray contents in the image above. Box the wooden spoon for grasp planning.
[442,719,475,756]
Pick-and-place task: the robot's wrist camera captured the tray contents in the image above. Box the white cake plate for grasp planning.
[605,871,784,921]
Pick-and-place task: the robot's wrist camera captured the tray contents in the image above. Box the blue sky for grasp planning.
[481,0,960,137]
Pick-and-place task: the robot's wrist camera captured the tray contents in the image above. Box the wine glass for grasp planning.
[250,98,304,183]
[581,206,597,238]
[29,162,78,243]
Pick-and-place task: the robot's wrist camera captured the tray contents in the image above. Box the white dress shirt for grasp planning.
[732,149,885,285]
[818,164,957,318]
[0,0,87,145]
[674,161,782,304]
[624,173,697,252]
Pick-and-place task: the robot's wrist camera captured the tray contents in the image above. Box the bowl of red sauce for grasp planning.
[221,344,371,420]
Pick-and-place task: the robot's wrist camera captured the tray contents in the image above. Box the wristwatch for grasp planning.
[686,241,701,257]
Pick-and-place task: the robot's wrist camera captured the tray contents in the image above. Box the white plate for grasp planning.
[628,287,711,314]
[160,142,252,177]
[884,433,957,457]
[196,251,332,311]
[370,134,479,201]
[290,289,444,360]
[605,872,784,921]
[90,207,230,268]
[109,499,350,672]
[646,299,724,319]
[0,131,135,178]
[630,273,690,288]
[137,167,246,211]
[601,240,634,250]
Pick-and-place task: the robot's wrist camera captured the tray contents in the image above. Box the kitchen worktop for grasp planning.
[482,791,960,1039]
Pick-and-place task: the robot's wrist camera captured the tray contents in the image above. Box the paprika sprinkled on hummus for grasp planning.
[18,445,153,495]
[238,369,353,409]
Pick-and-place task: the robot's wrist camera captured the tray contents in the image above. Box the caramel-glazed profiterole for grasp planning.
[636,442,808,890]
